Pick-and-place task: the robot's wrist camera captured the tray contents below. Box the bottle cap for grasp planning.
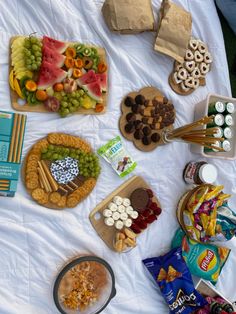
[199,164,218,184]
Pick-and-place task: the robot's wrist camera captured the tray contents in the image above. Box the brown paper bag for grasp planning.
[154,0,192,63]
[102,0,155,34]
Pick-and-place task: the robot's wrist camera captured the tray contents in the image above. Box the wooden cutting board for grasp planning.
[9,36,108,115]
[89,175,161,252]
[119,86,175,152]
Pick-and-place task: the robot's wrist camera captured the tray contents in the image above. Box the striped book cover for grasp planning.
[0,110,27,197]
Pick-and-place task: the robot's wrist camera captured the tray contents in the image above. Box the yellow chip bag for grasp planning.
[187,186,209,213]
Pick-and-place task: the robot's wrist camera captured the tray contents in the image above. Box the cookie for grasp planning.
[194,51,204,63]
[204,52,213,64]
[180,81,191,92]
[185,61,195,72]
[173,72,182,84]
[185,49,194,61]
[177,68,188,80]
[189,38,199,50]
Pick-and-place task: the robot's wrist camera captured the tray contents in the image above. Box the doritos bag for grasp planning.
[143,247,207,314]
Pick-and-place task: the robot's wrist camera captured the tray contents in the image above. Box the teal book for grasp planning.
[0,111,27,197]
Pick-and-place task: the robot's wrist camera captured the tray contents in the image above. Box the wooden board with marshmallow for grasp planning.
[89,176,162,253]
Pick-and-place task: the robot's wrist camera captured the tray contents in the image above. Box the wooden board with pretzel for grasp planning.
[119,87,175,152]
[9,36,108,115]
[89,175,162,252]
[22,133,98,209]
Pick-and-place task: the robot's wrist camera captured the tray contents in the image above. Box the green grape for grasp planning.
[48,144,55,151]
[32,44,39,51]
[24,39,31,49]
[79,90,84,96]
[30,55,35,60]
[30,37,37,44]
[25,59,31,65]
[31,64,37,70]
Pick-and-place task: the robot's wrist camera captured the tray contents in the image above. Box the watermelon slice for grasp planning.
[95,73,107,92]
[76,70,97,87]
[37,61,67,90]
[82,81,102,102]
[42,36,68,53]
[42,46,65,67]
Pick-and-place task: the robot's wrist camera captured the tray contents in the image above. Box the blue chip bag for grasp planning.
[143,247,207,314]
[171,229,230,284]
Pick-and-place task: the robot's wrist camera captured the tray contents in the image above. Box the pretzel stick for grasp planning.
[8,114,18,162]
[16,115,26,163]
[182,136,225,143]
[37,162,52,192]
[13,114,22,162]
[40,160,58,191]
[68,181,78,189]
[181,138,225,151]
[64,184,74,192]
[168,116,214,139]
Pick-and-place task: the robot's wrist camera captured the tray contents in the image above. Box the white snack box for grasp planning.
[191,93,236,160]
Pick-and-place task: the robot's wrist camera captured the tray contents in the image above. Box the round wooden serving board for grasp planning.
[119,86,175,152]
[22,133,96,210]
[9,36,108,115]
[89,175,161,252]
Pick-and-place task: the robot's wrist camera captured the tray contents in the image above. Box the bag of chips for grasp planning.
[143,247,207,314]
[171,229,230,284]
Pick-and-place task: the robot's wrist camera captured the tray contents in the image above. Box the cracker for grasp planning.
[27,160,38,168]
[66,196,78,208]
[32,188,46,201]
[49,192,61,204]
[26,178,39,189]
[38,193,49,205]
[67,178,96,208]
[47,133,91,153]
[26,172,38,181]
[57,196,67,208]
[27,154,40,162]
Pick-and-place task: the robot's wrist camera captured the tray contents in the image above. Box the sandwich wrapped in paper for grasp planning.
[102,0,155,34]
[154,0,192,63]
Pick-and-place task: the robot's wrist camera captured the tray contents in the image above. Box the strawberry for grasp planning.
[130,223,142,234]
[146,214,157,224]
[146,189,153,198]
[141,209,151,218]
[152,207,162,216]
[149,202,158,211]
[136,220,148,230]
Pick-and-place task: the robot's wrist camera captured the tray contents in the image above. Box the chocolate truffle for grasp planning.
[131,104,140,114]
[134,129,144,140]
[134,120,143,130]
[125,123,135,133]
[135,94,145,105]
[151,133,161,143]
[126,112,136,122]
[142,126,151,136]
[142,136,151,145]
[124,96,135,107]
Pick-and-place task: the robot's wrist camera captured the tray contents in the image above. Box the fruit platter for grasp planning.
[89,176,162,253]
[23,133,100,209]
[9,35,108,117]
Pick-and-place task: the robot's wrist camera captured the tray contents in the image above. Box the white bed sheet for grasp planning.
[0,0,235,313]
